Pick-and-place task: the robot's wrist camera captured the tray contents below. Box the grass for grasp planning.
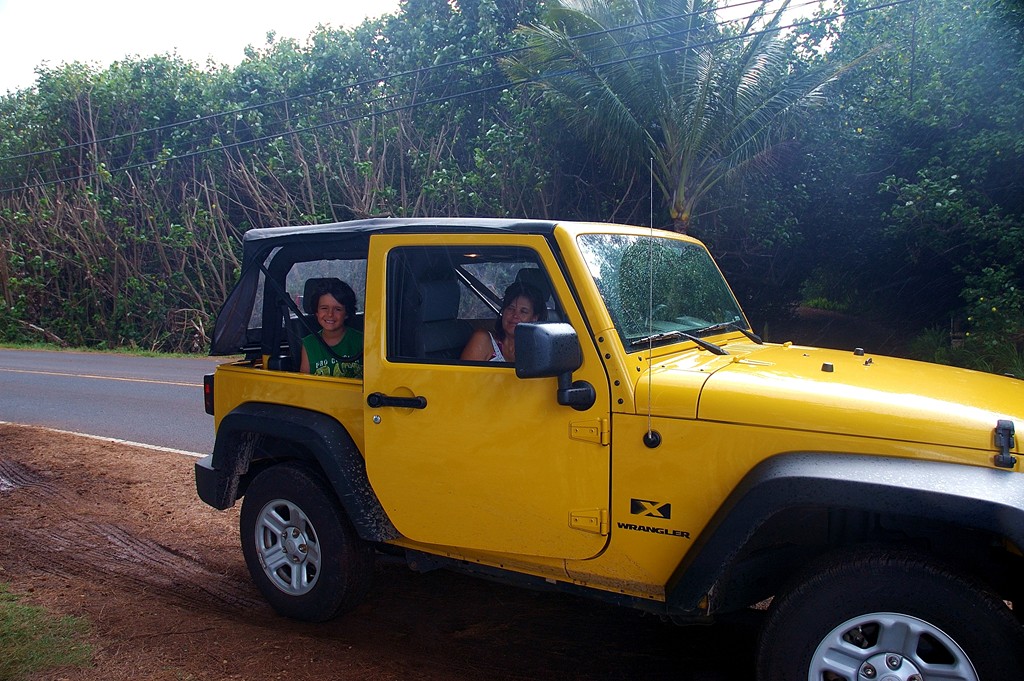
[907,327,1024,377]
[0,341,211,359]
[800,296,851,314]
[0,583,92,680]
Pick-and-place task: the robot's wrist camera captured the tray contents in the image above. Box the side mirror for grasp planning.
[515,323,595,411]
[515,323,582,378]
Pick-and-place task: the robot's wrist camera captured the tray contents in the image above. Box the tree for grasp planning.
[502,0,848,232]
[0,1,553,350]
[796,0,1024,367]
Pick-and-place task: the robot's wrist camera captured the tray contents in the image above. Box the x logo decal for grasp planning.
[630,498,671,519]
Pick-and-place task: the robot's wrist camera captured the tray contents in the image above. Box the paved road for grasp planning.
[0,347,765,677]
[0,348,224,454]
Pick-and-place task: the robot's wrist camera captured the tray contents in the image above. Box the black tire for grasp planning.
[240,462,374,622]
[757,547,1024,681]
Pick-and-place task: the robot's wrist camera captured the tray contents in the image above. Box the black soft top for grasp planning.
[211,218,562,355]
[241,217,558,248]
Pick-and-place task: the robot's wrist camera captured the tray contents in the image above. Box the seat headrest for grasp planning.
[419,279,461,322]
[515,268,552,303]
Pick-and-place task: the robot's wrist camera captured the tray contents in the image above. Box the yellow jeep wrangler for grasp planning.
[196,218,1024,679]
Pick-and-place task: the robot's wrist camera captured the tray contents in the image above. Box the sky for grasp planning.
[0,0,402,94]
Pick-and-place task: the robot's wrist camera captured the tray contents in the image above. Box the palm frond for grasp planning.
[502,0,864,229]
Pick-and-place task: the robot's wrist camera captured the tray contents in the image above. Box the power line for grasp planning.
[0,0,913,196]
[0,0,805,168]
[0,1,887,195]
[3,0,804,187]
[0,0,831,189]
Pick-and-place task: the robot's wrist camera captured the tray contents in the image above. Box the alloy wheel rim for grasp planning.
[254,498,322,595]
[808,612,978,681]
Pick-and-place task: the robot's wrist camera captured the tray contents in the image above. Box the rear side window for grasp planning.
[286,260,367,314]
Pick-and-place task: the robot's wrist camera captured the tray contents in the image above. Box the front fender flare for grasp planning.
[666,452,1024,613]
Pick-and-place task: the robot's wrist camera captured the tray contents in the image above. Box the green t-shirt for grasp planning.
[302,328,363,378]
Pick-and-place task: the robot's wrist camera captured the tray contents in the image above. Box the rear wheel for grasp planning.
[757,548,1024,680]
[240,462,373,621]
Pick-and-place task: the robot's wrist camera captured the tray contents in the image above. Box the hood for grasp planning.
[639,342,1023,452]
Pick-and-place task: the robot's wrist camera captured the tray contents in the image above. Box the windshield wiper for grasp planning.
[694,321,763,344]
[630,330,728,355]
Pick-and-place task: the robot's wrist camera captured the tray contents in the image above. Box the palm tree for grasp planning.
[503,0,845,233]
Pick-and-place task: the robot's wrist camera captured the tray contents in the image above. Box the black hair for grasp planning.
[493,281,547,340]
[313,279,358,319]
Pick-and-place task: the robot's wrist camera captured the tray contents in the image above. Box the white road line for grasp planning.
[0,367,198,388]
[0,421,204,458]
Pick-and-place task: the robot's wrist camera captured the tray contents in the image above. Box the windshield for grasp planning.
[577,233,746,347]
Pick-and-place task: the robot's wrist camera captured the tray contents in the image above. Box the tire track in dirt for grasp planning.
[0,426,760,680]
[0,457,69,500]
[0,457,264,614]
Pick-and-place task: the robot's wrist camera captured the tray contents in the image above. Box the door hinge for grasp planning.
[569,508,609,535]
[994,419,1017,469]
[569,418,610,446]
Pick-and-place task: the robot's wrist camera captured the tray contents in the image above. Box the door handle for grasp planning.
[367,392,428,409]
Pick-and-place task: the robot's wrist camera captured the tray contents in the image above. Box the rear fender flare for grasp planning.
[200,402,399,542]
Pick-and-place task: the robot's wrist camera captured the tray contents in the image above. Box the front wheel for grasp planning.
[240,462,374,622]
[757,548,1024,680]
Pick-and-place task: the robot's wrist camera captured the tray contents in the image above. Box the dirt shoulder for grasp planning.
[0,424,755,680]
